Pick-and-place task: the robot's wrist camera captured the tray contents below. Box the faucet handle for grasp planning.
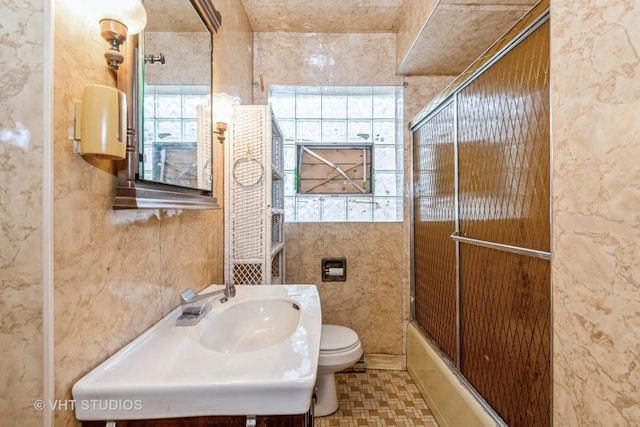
[180,288,197,303]
[225,282,236,298]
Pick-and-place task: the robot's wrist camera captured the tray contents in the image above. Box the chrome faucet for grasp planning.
[176,283,236,326]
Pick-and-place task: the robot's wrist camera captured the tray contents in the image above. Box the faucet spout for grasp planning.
[176,283,236,326]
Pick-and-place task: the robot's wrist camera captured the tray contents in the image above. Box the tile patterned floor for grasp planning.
[315,370,440,427]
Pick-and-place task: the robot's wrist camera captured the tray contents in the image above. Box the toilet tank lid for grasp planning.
[320,324,359,351]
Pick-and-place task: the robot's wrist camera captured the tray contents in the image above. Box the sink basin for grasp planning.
[72,284,321,421]
[201,298,301,353]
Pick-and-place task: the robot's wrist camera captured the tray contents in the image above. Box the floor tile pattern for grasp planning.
[315,370,439,427]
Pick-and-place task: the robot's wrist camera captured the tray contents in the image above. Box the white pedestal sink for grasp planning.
[72,284,322,421]
[201,298,303,353]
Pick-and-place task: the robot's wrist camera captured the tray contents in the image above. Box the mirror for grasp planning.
[114,0,221,209]
[141,0,212,190]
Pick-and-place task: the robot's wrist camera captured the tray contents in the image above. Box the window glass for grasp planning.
[268,85,403,222]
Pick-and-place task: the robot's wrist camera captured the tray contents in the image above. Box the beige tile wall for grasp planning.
[8,0,639,424]
[254,31,453,363]
[395,0,439,71]
[0,1,45,424]
[49,1,253,426]
[551,0,640,425]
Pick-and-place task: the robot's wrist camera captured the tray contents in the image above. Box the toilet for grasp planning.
[315,324,363,417]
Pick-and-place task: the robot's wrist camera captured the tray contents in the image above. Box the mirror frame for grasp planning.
[113,0,222,209]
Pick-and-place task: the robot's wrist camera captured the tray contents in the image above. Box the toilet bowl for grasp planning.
[315,324,363,417]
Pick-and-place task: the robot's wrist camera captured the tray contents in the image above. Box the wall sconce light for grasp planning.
[214,122,228,144]
[213,93,236,144]
[99,0,147,70]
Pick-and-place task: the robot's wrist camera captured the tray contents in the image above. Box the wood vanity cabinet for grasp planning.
[82,413,308,427]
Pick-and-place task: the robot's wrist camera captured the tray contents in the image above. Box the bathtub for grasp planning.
[406,323,500,427]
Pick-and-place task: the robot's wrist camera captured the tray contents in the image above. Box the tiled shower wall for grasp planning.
[412,13,550,427]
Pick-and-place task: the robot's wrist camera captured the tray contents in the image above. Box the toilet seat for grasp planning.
[320,325,360,353]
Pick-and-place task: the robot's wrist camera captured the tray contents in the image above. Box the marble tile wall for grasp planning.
[285,223,404,356]
[254,32,453,363]
[395,0,439,73]
[241,0,403,33]
[49,1,253,426]
[0,1,45,424]
[144,32,211,86]
[551,0,640,425]
[213,0,255,104]
[253,32,403,104]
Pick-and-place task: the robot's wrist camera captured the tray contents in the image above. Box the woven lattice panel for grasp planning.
[271,126,284,176]
[271,250,283,283]
[230,107,267,261]
[272,179,284,210]
[232,264,263,285]
[412,101,458,364]
[457,21,551,426]
[272,213,284,246]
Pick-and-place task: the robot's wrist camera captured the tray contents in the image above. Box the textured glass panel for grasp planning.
[373,93,395,118]
[373,197,400,221]
[374,146,396,171]
[144,94,155,117]
[322,95,347,119]
[373,120,395,144]
[297,120,321,142]
[348,94,372,118]
[412,19,550,427]
[296,94,321,118]
[182,120,197,141]
[460,246,550,427]
[297,197,321,221]
[347,197,372,221]
[269,85,403,222]
[322,120,347,142]
[143,119,155,144]
[321,197,347,222]
[278,119,296,144]
[182,95,206,118]
[457,21,550,253]
[374,172,399,196]
[412,102,457,363]
[155,120,182,141]
[284,171,297,195]
[284,146,297,170]
[348,121,372,142]
[156,95,182,117]
[285,197,296,221]
[270,93,296,118]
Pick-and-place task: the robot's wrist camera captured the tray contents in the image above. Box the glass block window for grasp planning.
[142,85,209,184]
[269,86,403,222]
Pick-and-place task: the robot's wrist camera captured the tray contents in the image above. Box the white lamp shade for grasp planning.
[99,0,147,35]
[213,93,237,124]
